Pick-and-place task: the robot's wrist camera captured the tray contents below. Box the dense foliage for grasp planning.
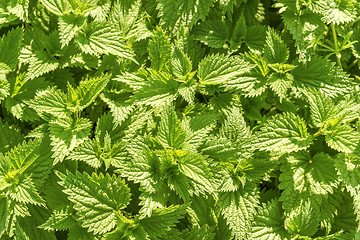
[1,0,360,239]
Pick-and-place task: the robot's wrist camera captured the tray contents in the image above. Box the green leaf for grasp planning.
[49,117,92,164]
[6,73,50,121]
[0,196,30,238]
[193,19,229,48]
[292,57,352,98]
[256,112,312,155]
[94,111,127,142]
[264,28,289,64]
[139,204,187,238]
[219,107,251,142]
[284,201,320,237]
[182,225,215,240]
[0,65,10,103]
[332,193,358,233]
[67,139,101,168]
[312,0,357,25]
[40,207,75,231]
[335,155,360,224]
[24,30,68,80]
[0,197,8,237]
[306,90,336,128]
[68,222,97,240]
[183,111,218,149]
[197,54,253,85]
[171,45,193,79]
[75,22,134,61]
[325,125,360,153]
[27,87,69,119]
[58,171,131,235]
[58,14,86,47]
[0,119,23,153]
[121,147,161,195]
[69,135,126,169]
[157,104,186,149]
[0,27,22,69]
[219,0,238,15]
[230,16,246,51]
[5,174,45,206]
[6,138,53,188]
[333,97,360,123]
[177,151,214,194]
[219,184,259,239]
[281,152,338,196]
[109,0,151,42]
[157,0,214,32]
[15,210,57,240]
[148,27,172,72]
[268,72,293,102]
[136,71,179,106]
[249,199,289,240]
[72,74,110,111]
[100,92,133,125]
[306,90,360,128]
[244,25,267,52]
[40,0,69,15]
[280,5,326,62]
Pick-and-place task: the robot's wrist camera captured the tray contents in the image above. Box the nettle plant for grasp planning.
[1,0,360,239]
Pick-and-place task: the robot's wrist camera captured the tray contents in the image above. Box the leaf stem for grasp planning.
[331,23,342,68]
[312,126,324,139]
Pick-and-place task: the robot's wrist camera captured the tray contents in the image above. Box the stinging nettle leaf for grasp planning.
[256,112,312,155]
[0,27,23,69]
[230,16,247,51]
[49,117,92,164]
[27,87,69,119]
[264,28,289,64]
[0,119,23,153]
[157,0,214,33]
[136,71,179,106]
[282,152,338,196]
[268,72,293,102]
[219,184,260,239]
[284,201,320,237]
[6,138,53,189]
[75,22,135,61]
[69,74,111,112]
[306,90,336,128]
[58,171,131,235]
[109,0,151,42]
[244,25,267,52]
[249,199,289,240]
[193,19,229,48]
[67,139,102,168]
[40,0,69,15]
[311,0,357,25]
[292,57,352,98]
[171,45,193,79]
[148,27,172,72]
[39,207,76,231]
[177,151,214,194]
[58,14,86,47]
[325,125,360,154]
[157,104,186,149]
[198,54,253,85]
[139,204,187,238]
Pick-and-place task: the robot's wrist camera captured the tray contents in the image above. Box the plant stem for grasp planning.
[331,23,342,68]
